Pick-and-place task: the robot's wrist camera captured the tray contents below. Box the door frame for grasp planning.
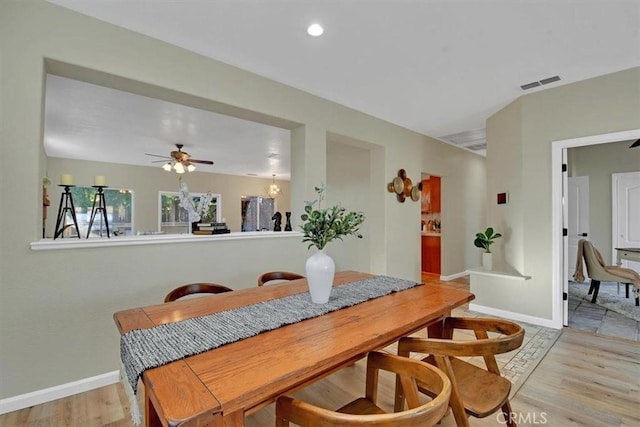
[551,129,640,328]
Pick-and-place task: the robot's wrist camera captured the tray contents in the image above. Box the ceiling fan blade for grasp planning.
[630,139,640,148]
[190,159,214,165]
[151,160,169,163]
[145,153,171,158]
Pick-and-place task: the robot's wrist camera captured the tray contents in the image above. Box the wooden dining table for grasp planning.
[113,271,474,427]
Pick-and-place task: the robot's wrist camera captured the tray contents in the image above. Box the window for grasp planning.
[67,187,134,237]
[159,191,221,234]
[241,196,275,231]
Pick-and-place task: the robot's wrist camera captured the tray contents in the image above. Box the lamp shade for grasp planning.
[161,160,196,174]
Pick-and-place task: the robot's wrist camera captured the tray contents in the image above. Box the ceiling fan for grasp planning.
[145,144,214,173]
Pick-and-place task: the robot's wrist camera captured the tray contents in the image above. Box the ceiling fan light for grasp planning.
[162,162,172,171]
[187,164,196,172]
[174,162,185,173]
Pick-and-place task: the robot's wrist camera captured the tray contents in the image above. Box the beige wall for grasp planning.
[326,140,372,273]
[46,158,291,234]
[568,140,640,262]
[485,67,640,319]
[422,137,487,276]
[0,1,485,399]
[486,99,524,271]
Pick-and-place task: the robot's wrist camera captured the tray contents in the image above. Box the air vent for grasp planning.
[520,75,561,90]
[540,75,561,85]
[520,81,541,90]
[246,173,258,176]
[439,128,486,154]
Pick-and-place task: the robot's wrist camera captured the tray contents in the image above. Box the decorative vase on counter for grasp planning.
[482,252,493,270]
[305,249,335,303]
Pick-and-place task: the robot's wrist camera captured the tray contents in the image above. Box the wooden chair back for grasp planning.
[397,317,524,427]
[275,351,451,426]
[257,271,304,287]
[163,282,233,303]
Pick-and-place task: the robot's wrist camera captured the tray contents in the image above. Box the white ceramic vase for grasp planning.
[482,252,493,270]
[305,249,335,304]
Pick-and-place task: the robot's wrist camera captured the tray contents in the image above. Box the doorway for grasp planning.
[567,176,589,279]
[612,171,640,272]
[421,174,441,276]
[552,129,640,329]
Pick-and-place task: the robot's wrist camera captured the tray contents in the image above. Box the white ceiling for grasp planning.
[44,75,292,179]
[44,0,640,171]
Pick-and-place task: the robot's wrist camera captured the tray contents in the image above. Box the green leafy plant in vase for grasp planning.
[474,227,501,270]
[300,184,365,303]
[474,227,502,253]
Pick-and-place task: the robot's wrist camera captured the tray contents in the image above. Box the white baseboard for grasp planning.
[469,303,562,329]
[0,371,120,415]
[440,270,470,281]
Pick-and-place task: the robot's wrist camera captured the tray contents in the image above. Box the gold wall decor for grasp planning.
[387,169,420,203]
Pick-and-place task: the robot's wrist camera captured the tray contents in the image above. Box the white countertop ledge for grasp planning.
[30,231,304,251]
[468,266,531,281]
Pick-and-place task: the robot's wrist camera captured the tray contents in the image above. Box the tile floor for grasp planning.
[567,290,639,341]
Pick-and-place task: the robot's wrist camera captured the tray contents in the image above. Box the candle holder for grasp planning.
[87,186,110,238]
[54,185,81,239]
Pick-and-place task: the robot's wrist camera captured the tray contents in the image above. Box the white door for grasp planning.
[568,176,590,279]
[613,171,640,271]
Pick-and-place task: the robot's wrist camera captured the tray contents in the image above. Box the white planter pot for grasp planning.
[482,252,493,270]
[305,249,336,304]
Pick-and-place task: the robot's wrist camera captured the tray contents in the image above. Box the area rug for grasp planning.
[501,323,562,398]
[456,308,562,399]
[569,281,640,322]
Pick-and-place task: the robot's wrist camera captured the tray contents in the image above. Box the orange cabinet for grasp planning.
[421,176,441,213]
[430,176,441,213]
[421,235,441,274]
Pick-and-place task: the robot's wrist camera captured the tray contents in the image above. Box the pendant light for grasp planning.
[268,174,281,198]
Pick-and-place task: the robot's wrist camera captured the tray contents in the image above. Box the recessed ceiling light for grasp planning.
[307,23,324,37]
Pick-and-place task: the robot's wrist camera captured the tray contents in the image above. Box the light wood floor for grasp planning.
[2,275,638,427]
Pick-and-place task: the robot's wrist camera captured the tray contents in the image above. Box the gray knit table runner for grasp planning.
[120,275,419,398]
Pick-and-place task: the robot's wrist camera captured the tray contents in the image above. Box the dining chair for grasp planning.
[275,351,451,427]
[257,271,304,286]
[576,239,639,306]
[163,282,233,302]
[397,317,525,427]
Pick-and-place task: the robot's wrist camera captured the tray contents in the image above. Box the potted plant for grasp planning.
[474,227,502,270]
[300,184,365,303]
